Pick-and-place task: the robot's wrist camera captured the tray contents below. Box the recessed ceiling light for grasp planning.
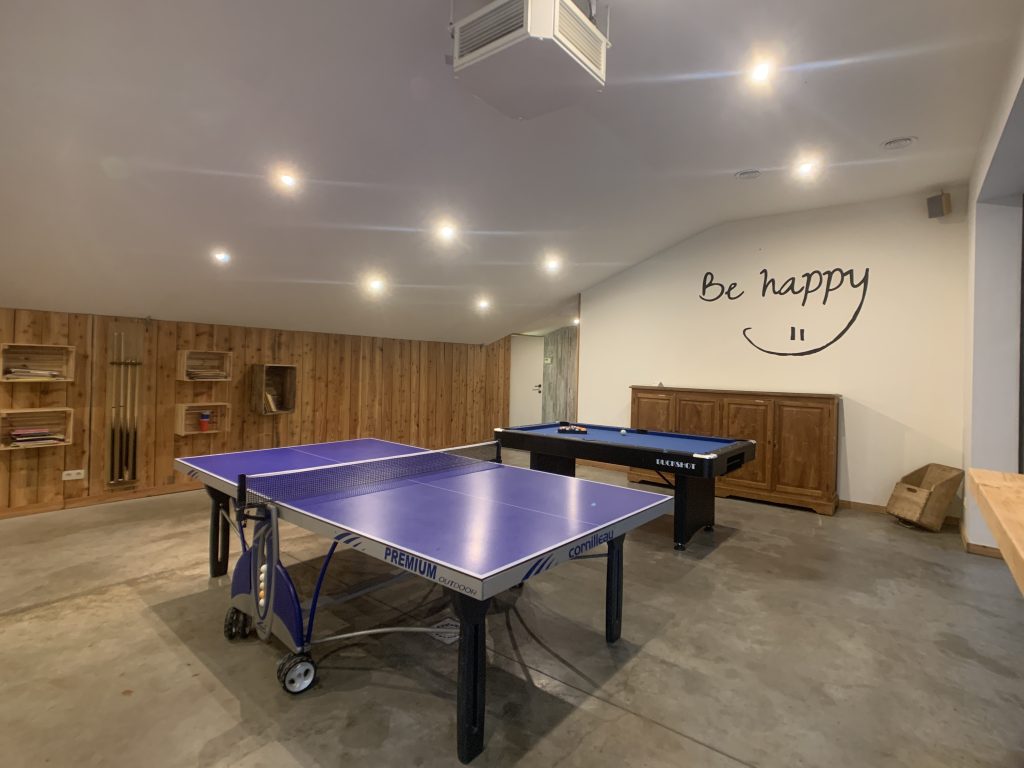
[882,136,917,151]
[542,253,563,274]
[435,220,458,243]
[270,164,302,195]
[363,274,387,297]
[735,169,762,180]
[476,296,491,311]
[793,156,823,181]
[747,57,777,86]
[573,317,580,325]
[211,248,231,265]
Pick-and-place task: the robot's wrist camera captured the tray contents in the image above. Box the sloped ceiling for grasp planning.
[1,0,1022,342]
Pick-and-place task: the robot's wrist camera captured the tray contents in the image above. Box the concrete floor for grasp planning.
[2,454,1023,768]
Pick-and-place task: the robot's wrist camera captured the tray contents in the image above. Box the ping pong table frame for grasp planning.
[180,443,671,763]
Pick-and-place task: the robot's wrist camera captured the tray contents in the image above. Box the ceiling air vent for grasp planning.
[453,0,610,119]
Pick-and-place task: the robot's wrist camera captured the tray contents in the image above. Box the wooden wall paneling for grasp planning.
[298,332,317,445]
[424,342,440,447]
[312,333,330,443]
[388,339,408,444]
[10,310,47,507]
[379,338,395,443]
[409,341,423,445]
[224,325,247,452]
[174,323,198,465]
[241,327,263,450]
[133,319,158,488]
[256,328,275,449]
[340,334,355,440]
[439,343,454,448]
[37,311,70,505]
[0,309,15,510]
[450,343,468,444]
[465,344,482,439]
[62,314,92,501]
[0,305,514,516]
[152,320,179,488]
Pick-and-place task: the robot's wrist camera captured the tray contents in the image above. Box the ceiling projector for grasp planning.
[452,0,610,119]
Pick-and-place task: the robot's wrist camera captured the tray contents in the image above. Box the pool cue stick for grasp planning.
[118,333,126,480]
[131,351,137,480]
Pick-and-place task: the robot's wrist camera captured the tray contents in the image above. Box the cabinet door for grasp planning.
[773,399,835,499]
[674,393,720,436]
[632,391,674,431]
[719,397,773,490]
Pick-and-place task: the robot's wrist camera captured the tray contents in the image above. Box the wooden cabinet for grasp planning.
[628,386,839,515]
[632,390,674,432]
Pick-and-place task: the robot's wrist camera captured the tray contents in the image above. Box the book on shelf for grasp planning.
[187,370,227,380]
[264,390,278,413]
[4,367,62,379]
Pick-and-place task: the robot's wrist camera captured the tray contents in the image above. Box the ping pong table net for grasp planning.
[241,441,501,509]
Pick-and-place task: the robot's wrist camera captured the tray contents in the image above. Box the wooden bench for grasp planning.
[967,468,1024,595]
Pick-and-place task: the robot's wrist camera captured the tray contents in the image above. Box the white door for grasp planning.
[509,334,544,426]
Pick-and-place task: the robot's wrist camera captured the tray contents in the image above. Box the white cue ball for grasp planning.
[620,429,627,435]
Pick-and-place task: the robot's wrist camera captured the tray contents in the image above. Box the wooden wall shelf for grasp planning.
[0,407,74,450]
[174,403,231,436]
[1,343,76,382]
[176,350,233,382]
[251,364,297,416]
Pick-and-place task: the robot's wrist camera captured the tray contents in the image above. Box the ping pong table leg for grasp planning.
[449,591,492,764]
[673,475,715,551]
[605,535,625,643]
[207,487,232,577]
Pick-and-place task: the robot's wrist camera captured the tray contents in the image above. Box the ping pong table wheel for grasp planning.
[223,607,252,641]
[278,653,316,695]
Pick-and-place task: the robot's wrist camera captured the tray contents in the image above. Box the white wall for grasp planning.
[964,203,1022,547]
[579,190,968,506]
[963,19,1024,547]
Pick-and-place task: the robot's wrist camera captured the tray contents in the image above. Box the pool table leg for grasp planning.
[673,475,715,550]
[530,452,576,476]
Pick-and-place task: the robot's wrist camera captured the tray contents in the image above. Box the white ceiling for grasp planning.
[1,0,1022,343]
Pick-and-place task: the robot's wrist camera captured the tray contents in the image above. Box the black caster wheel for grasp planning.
[223,607,243,640]
[236,612,252,639]
[673,543,685,551]
[278,654,316,694]
[704,524,715,531]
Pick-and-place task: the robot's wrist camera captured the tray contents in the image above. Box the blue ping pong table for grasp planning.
[176,439,671,763]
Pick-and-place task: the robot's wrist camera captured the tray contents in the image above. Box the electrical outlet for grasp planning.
[62,469,86,481]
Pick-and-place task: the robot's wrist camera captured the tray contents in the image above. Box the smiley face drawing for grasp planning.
[740,267,870,357]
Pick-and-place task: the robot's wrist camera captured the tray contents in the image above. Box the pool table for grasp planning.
[495,422,756,550]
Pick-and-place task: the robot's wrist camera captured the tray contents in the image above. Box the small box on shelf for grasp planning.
[176,350,233,382]
[251,364,297,415]
[0,407,74,450]
[1,343,76,383]
[174,403,231,436]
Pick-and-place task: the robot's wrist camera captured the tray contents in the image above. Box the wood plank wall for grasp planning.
[0,308,511,517]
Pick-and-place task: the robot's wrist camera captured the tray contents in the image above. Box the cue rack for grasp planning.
[107,321,143,486]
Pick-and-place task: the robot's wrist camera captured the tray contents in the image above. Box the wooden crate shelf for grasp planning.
[174,403,231,436]
[1,343,76,382]
[251,364,297,416]
[0,407,74,450]
[176,350,233,382]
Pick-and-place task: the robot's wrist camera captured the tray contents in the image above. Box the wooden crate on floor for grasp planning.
[886,463,964,531]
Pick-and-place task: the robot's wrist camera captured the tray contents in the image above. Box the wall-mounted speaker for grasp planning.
[927,192,952,219]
